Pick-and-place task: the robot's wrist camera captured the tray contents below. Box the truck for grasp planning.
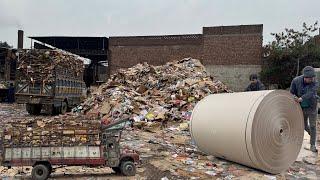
[0,48,17,102]
[0,118,139,180]
[15,49,87,115]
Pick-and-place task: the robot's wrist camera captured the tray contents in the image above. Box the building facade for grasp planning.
[109,24,263,91]
[31,24,263,91]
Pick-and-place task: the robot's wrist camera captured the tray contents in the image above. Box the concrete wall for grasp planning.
[202,25,263,91]
[206,65,262,91]
[108,24,263,91]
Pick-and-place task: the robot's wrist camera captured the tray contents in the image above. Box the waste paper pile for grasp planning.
[79,58,230,129]
[16,49,84,83]
[0,114,101,147]
[1,58,230,147]
[0,82,6,89]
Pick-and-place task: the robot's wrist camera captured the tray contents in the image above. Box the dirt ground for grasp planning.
[0,103,319,179]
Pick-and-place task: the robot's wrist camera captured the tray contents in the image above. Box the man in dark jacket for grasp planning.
[245,74,265,91]
[290,66,318,153]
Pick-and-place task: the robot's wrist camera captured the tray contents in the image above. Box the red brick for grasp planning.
[108,24,263,75]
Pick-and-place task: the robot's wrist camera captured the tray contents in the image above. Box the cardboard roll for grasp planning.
[190,90,304,174]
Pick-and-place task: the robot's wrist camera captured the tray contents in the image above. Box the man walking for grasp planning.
[290,66,318,153]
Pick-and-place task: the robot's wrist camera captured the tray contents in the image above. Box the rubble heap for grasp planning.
[81,58,230,126]
[1,115,101,147]
[16,49,84,83]
[1,58,229,147]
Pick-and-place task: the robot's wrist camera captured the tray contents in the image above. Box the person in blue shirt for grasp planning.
[290,66,318,153]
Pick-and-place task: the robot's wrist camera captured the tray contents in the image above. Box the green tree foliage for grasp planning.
[0,41,12,48]
[261,22,320,89]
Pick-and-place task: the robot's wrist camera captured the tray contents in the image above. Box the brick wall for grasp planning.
[109,34,202,74]
[108,24,263,91]
[202,25,263,65]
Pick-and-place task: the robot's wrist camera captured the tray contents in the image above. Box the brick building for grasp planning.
[109,24,263,91]
[29,24,263,91]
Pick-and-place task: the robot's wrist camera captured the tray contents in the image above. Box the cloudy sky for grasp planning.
[0,0,319,48]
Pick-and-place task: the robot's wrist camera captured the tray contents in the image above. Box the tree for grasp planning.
[0,41,12,48]
[261,22,320,89]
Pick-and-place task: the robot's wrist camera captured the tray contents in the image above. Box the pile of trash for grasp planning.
[16,49,84,83]
[79,58,230,127]
[0,82,6,89]
[1,58,229,147]
[1,114,101,147]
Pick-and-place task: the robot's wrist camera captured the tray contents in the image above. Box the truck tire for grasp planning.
[112,167,121,174]
[26,104,32,113]
[120,161,136,176]
[50,105,57,115]
[26,104,42,115]
[32,164,50,180]
[33,104,42,115]
[61,102,67,114]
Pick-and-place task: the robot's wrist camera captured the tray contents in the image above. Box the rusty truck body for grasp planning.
[15,49,86,115]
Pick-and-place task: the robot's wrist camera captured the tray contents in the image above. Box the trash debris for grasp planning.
[0,83,7,89]
[1,57,319,179]
[16,49,84,83]
[264,174,277,180]
[205,170,217,176]
[178,122,189,131]
[80,58,230,127]
[0,95,319,179]
[0,114,101,146]
[302,156,317,165]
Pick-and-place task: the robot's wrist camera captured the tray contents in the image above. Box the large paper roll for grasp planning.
[190,90,304,174]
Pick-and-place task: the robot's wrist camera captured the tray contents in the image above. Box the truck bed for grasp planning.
[3,146,105,166]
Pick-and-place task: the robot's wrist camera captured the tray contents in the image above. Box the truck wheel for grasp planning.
[32,104,42,115]
[26,104,32,114]
[120,161,136,176]
[112,167,121,174]
[32,164,50,180]
[61,102,67,114]
[50,105,57,115]
[26,104,42,115]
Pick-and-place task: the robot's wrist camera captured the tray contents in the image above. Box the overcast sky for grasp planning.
[0,0,319,48]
